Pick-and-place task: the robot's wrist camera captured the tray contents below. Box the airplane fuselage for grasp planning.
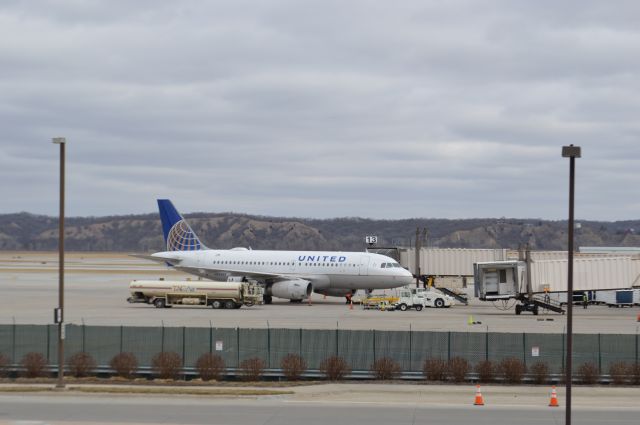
[153,248,413,292]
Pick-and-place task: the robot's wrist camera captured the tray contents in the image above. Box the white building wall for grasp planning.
[530,257,634,292]
[400,248,507,276]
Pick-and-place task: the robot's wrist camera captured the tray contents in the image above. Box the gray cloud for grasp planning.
[0,0,639,220]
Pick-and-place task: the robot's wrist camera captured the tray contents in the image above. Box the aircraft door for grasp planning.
[484,270,498,295]
[358,256,369,276]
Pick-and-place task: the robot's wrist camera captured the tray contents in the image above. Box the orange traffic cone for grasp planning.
[474,385,484,406]
[549,386,559,407]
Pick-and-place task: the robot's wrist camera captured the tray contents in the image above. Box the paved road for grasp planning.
[1,252,640,332]
[0,393,637,425]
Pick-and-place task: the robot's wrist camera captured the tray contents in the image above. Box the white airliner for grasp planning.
[141,200,413,303]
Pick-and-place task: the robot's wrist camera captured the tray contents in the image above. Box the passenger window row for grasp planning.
[212,260,357,268]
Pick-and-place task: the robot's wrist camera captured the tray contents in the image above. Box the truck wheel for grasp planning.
[434,298,444,308]
[399,303,408,311]
[224,300,236,309]
[154,298,166,309]
[212,300,222,309]
[415,305,423,311]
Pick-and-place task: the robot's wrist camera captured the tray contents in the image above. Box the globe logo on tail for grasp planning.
[166,220,203,251]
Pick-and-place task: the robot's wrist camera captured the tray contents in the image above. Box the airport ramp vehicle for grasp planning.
[361,295,399,310]
[436,286,468,305]
[127,279,264,309]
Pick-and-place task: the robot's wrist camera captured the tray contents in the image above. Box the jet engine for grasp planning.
[269,279,312,301]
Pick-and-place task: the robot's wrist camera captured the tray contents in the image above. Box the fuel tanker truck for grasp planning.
[127,279,263,309]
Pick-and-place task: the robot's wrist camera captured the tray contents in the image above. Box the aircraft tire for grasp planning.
[263,295,273,305]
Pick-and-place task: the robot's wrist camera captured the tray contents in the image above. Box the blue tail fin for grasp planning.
[157,199,206,251]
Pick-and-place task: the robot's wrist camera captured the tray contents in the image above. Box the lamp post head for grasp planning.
[52,137,66,144]
[562,145,581,158]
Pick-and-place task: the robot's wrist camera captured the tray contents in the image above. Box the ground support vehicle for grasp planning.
[394,287,455,311]
[127,279,264,309]
[393,288,426,311]
[600,289,635,307]
[513,293,566,316]
[419,287,455,308]
[361,295,399,310]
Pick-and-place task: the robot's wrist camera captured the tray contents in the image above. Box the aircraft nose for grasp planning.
[401,270,413,284]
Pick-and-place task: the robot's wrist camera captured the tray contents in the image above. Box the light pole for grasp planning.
[562,144,580,425]
[52,137,66,389]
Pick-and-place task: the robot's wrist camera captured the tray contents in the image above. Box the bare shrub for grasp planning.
[530,361,549,385]
[447,357,470,383]
[578,362,599,385]
[0,353,9,378]
[196,353,225,381]
[609,361,629,385]
[151,352,182,380]
[281,354,307,381]
[475,360,495,383]
[238,357,266,382]
[110,352,138,379]
[371,357,401,380]
[498,357,526,384]
[423,358,447,381]
[20,352,47,378]
[68,352,96,378]
[320,356,350,381]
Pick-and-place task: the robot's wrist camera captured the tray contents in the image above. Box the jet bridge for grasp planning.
[474,256,639,315]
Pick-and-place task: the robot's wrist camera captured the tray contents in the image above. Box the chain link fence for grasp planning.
[0,324,637,374]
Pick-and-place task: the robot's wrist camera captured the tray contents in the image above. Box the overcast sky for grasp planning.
[1,1,639,220]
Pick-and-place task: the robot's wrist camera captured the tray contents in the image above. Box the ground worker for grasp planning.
[544,288,550,305]
[582,292,588,309]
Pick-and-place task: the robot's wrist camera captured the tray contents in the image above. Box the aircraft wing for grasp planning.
[173,265,283,280]
[129,253,183,265]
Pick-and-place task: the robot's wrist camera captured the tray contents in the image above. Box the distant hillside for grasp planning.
[0,212,639,252]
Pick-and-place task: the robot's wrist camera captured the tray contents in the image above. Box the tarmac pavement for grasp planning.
[1,252,640,333]
[0,383,639,424]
